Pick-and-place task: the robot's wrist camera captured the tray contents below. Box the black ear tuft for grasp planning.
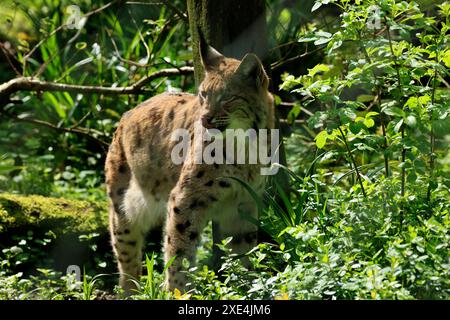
[198,27,209,61]
[197,27,224,72]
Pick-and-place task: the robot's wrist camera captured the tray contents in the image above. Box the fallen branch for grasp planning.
[0,66,194,98]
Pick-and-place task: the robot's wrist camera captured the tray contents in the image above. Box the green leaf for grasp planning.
[418,95,431,105]
[407,171,417,184]
[339,108,357,123]
[405,115,417,127]
[311,1,322,12]
[43,92,66,119]
[308,64,330,76]
[313,31,332,45]
[357,94,375,103]
[287,104,301,123]
[394,119,404,132]
[315,31,332,38]
[442,49,450,68]
[383,106,405,117]
[363,118,375,128]
[314,37,332,45]
[404,97,418,109]
[315,130,328,149]
[349,122,364,134]
[366,111,379,118]
[298,36,318,43]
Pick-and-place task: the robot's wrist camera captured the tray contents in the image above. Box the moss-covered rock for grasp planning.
[0,193,115,278]
[0,193,109,235]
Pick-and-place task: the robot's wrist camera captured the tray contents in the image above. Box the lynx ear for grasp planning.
[235,53,268,89]
[198,28,224,72]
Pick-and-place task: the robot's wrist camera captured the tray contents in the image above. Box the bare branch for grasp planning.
[0,66,194,98]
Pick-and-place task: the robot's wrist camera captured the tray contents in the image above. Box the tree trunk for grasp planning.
[187,0,269,86]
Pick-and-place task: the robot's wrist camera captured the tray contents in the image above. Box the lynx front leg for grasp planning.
[213,202,258,268]
[164,197,208,291]
[163,179,213,291]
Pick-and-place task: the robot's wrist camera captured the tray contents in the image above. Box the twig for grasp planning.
[278,101,314,117]
[438,75,450,88]
[160,0,188,23]
[385,16,406,201]
[69,111,91,130]
[338,127,367,198]
[6,113,109,148]
[0,43,21,76]
[271,47,323,70]
[357,29,390,178]
[126,6,151,64]
[427,46,439,203]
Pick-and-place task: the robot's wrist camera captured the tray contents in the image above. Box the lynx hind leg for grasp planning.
[110,185,168,296]
[109,207,144,296]
[106,147,144,296]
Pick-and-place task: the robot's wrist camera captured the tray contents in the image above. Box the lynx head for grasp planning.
[198,34,274,131]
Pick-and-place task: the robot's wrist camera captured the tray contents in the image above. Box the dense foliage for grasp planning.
[0,0,448,299]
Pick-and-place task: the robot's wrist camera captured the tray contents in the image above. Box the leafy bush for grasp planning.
[186,0,450,300]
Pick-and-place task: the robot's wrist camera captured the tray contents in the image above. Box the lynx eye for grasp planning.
[222,95,248,105]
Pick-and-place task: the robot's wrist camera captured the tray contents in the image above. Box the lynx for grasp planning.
[104,37,275,295]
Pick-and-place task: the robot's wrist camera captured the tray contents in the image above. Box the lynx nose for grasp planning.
[201,115,214,128]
